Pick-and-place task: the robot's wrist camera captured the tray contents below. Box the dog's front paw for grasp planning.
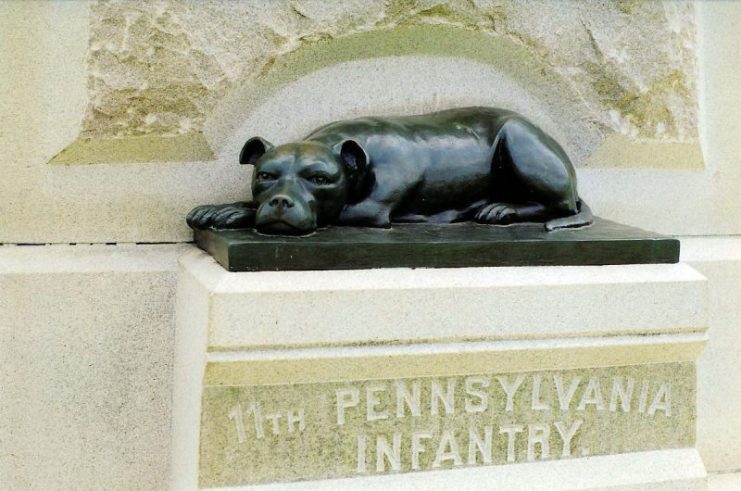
[187,205,221,229]
[475,203,517,225]
[211,205,255,229]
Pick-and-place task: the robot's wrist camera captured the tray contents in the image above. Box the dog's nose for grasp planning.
[269,194,295,209]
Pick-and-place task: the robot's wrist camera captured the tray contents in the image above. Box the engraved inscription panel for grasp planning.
[199,363,694,487]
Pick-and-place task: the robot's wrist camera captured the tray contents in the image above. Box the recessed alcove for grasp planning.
[52,24,703,173]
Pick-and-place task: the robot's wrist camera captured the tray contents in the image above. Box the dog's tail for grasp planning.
[545,200,593,231]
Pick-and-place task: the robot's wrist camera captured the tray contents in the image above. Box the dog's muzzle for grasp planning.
[255,193,317,235]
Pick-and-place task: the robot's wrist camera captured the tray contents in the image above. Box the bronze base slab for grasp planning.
[193,218,679,272]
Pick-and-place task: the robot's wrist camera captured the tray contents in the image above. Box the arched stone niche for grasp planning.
[53,15,702,171]
[206,26,598,167]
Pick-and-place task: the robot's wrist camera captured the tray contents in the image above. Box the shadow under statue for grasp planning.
[187,107,678,271]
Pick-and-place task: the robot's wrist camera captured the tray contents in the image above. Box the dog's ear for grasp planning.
[239,137,273,166]
[334,139,370,203]
[334,140,368,174]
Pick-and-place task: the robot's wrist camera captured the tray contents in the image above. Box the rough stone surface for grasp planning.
[85,0,698,144]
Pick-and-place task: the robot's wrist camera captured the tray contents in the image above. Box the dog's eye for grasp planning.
[308,175,330,185]
[256,172,276,181]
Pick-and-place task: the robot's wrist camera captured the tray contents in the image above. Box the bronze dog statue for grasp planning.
[187,107,592,235]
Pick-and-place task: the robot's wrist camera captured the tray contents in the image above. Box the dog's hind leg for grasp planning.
[485,118,590,229]
[474,201,548,225]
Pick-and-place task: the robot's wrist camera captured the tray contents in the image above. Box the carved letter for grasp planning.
[609,377,635,413]
[366,383,389,422]
[577,377,605,411]
[527,423,550,461]
[357,435,367,474]
[638,380,650,413]
[432,429,463,468]
[465,376,490,414]
[376,432,402,472]
[287,408,305,433]
[468,426,493,465]
[499,424,525,463]
[336,387,360,426]
[648,383,672,417]
[411,431,433,470]
[554,419,582,457]
[496,374,526,412]
[431,379,456,416]
[531,375,550,411]
[396,381,422,418]
[554,375,581,411]
[245,402,265,439]
[227,404,246,444]
[264,412,282,435]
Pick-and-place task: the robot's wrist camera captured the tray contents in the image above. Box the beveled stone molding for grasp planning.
[49,134,214,165]
[179,250,706,350]
[212,448,706,491]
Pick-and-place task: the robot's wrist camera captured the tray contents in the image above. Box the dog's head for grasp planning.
[240,137,368,235]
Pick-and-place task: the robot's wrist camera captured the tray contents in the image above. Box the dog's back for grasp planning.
[306,108,519,216]
[305,107,515,151]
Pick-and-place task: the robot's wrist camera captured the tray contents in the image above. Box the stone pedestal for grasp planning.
[171,249,708,490]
